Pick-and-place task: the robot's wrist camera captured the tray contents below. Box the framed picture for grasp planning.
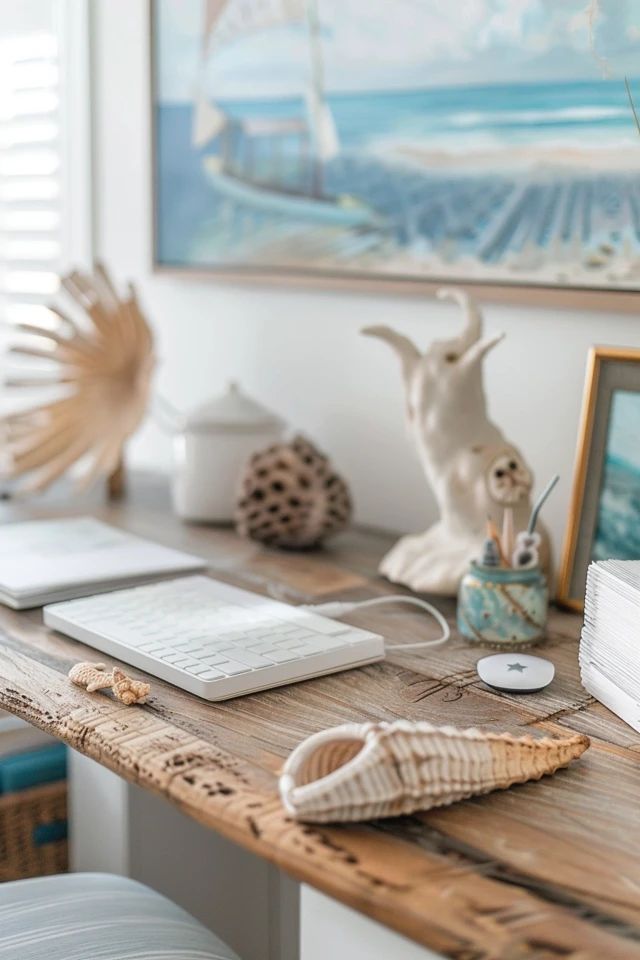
[558,346,640,611]
[151,1,640,299]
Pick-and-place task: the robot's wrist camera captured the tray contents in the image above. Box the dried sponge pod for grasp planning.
[235,434,352,548]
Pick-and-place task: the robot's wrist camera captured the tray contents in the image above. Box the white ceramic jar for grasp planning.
[172,382,285,523]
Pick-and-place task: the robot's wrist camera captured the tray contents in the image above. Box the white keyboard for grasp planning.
[44,575,385,701]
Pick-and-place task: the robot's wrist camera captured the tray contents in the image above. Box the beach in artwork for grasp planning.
[154,0,640,287]
[593,390,640,561]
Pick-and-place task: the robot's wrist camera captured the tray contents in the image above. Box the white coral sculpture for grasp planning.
[362,287,549,594]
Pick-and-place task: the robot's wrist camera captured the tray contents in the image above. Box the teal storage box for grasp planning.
[0,744,67,795]
[0,743,68,881]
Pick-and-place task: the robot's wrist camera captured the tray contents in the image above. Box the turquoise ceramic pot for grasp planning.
[457,562,548,647]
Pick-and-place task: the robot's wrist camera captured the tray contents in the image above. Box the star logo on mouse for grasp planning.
[507,662,527,672]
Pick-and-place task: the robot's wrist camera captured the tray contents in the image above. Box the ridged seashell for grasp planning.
[280,720,589,823]
[235,434,352,548]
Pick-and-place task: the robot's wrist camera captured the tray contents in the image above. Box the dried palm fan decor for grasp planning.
[1,263,155,497]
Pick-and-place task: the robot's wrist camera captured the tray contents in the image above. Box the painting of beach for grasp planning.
[593,389,640,561]
[153,0,640,289]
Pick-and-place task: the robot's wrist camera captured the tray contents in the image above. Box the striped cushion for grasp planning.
[0,872,240,959]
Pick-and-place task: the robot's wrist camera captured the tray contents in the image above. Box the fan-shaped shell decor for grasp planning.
[280,720,589,823]
[235,434,352,548]
[1,263,154,495]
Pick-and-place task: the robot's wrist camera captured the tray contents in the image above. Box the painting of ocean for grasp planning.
[153,0,640,288]
[593,390,640,561]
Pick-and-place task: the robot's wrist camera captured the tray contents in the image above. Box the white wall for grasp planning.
[92,0,640,560]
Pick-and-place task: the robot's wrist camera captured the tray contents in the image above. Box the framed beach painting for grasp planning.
[151,0,640,295]
[558,346,640,611]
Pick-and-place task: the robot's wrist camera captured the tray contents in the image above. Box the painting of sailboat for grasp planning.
[152,0,640,290]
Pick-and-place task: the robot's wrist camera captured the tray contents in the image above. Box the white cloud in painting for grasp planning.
[156,0,640,102]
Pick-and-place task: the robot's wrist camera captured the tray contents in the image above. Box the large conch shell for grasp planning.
[280,720,589,823]
[1,263,154,494]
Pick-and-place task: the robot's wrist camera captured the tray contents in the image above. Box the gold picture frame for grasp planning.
[558,345,640,611]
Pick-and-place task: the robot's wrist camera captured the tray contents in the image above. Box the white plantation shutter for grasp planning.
[0,0,90,331]
[0,30,61,320]
[0,0,90,445]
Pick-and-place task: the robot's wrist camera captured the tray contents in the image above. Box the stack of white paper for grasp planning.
[580,559,640,733]
[0,517,206,608]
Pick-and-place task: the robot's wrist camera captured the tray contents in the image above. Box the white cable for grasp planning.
[301,595,450,650]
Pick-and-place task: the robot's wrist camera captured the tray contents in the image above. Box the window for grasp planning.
[0,0,91,332]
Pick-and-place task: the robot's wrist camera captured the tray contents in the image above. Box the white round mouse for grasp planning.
[476,653,555,693]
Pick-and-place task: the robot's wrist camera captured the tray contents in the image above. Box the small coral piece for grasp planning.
[68,661,113,693]
[68,661,150,705]
[111,667,150,705]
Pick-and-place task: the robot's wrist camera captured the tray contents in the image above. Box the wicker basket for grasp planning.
[0,780,68,882]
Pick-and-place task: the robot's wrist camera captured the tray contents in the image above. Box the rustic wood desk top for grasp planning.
[0,474,638,959]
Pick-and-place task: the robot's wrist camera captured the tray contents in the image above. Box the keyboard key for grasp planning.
[185,663,220,677]
[216,648,274,668]
[215,659,251,676]
[160,652,187,664]
[200,653,227,666]
[297,635,350,652]
[246,641,280,655]
[259,648,298,663]
[198,668,226,681]
[294,640,341,656]
[272,637,300,650]
[293,615,346,636]
[174,657,200,670]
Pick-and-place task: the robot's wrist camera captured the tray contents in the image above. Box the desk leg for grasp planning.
[69,751,299,960]
[300,886,444,960]
[69,749,130,874]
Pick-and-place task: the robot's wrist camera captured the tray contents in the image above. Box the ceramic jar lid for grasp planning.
[184,382,285,435]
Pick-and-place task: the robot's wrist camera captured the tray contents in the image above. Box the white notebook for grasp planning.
[0,517,207,608]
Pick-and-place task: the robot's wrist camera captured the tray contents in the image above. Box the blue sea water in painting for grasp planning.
[156,77,640,283]
[593,391,640,561]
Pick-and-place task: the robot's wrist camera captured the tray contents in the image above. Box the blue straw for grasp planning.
[528,474,559,534]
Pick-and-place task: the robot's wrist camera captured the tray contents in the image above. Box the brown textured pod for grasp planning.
[235,434,352,548]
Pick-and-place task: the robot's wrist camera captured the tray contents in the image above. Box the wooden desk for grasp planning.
[0,473,638,960]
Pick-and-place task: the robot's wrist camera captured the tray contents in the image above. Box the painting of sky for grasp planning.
[153,0,640,288]
[593,389,640,561]
[157,0,640,101]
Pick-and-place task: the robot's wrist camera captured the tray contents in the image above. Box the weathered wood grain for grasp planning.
[0,473,638,960]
